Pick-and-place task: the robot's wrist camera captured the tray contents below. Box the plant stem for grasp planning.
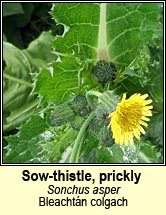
[3,73,32,87]
[3,99,39,132]
[69,112,95,163]
[86,90,102,110]
[98,3,109,61]
[75,130,87,163]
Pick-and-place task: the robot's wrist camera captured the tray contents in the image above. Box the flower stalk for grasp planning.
[69,111,95,163]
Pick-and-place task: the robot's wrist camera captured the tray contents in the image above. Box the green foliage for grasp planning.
[3,42,37,132]
[3,31,55,133]
[4,115,78,163]
[3,3,54,48]
[4,115,49,163]
[3,3,24,16]
[3,3,163,163]
[34,57,81,105]
[106,3,162,68]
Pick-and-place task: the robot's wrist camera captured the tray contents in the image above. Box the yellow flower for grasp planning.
[108,93,153,146]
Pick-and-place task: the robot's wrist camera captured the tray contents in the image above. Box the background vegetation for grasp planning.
[3,3,163,163]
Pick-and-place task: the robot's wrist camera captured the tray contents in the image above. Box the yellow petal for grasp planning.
[108,92,153,146]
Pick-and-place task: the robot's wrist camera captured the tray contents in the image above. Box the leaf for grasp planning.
[147,112,163,146]
[79,134,126,163]
[23,31,56,68]
[146,44,163,105]
[51,3,99,59]
[49,128,78,163]
[3,42,37,132]
[106,3,162,67]
[3,18,24,48]
[3,3,24,16]
[136,141,161,163]
[35,3,162,105]
[34,56,82,105]
[51,3,162,67]
[4,116,78,163]
[78,133,99,163]
[3,32,55,132]
[15,3,34,28]
[4,116,49,163]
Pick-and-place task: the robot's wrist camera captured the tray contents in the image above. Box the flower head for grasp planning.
[108,93,153,146]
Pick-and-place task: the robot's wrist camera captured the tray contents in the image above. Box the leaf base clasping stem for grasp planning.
[86,90,102,110]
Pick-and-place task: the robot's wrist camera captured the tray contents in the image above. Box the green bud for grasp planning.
[96,90,120,123]
[70,95,90,117]
[92,60,117,84]
[50,103,75,126]
[99,126,114,147]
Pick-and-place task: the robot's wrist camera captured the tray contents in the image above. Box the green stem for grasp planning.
[69,112,95,163]
[3,73,33,87]
[86,90,102,110]
[75,130,87,163]
[3,99,39,132]
[98,3,109,61]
